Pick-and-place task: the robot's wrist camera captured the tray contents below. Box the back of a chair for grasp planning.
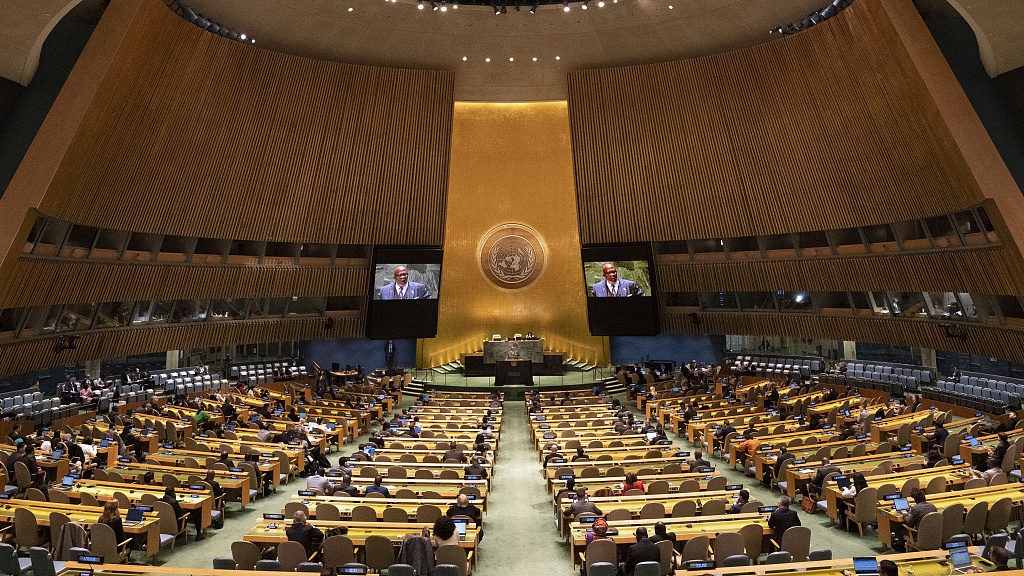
[585,539,617,571]
[681,535,710,561]
[364,535,396,570]
[926,476,947,494]
[942,503,965,542]
[914,512,943,550]
[315,503,341,522]
[987,497,1013,533]
[15,506,40,548]
[323,535,356,569]
[963,500,989,536]
[656,539,674,575]
[852,488,878,523]
[153,501,180,534]
[647,480,670,495]
[278,540,309,572]
[635,560,661,576]
[435,544,468,576]
[90,522,118,562]
[28,546,56,576]
[702,499,726,516]
[382,507,408,522]
[714,532,744,561]
[640,503,665,520]
[25,487,46,502]
[780,525,811,562]
[232,541,261,571]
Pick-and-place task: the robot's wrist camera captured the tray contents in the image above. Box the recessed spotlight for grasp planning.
[239,34,247,40]
[485,57,491,62]
[581,3,587,8]
[348,7,353,10]
[440,5,447,10]
[597,0,604,5]
[418,2,424,7]
[462,56,467,61]
[668,4,672,7]
[555,56,560,60]
[452,4,458,7]
[509,57,514,61]
[532,57,537,61]
[251,39,256,43]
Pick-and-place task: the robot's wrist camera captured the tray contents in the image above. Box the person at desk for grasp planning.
[432,516,460,548]
[571,448,589,463]
[285,511,323,558]
[901,489,936,530]
[97,499,126,545]
[991,432,1012,467]
[334,473,359,497]
[878,560,898,576]
[765,385,780,409]
[591,263,644,297]
[648,521,676,543]
[647,425,667,445]
[972,458,1003,483]
[772,447,796,482]
[840,472,868,498]
[364,475,393,498]
[728,490,750,514]
[564,488,603,518]
[7,424,23,446]
[161,487,205,540]
[923,446,943,468]
[378,266,430,300]
[997,411,1019,433]
[542,444,563,466]
[306,471,333,495]
[687,450,710,472]
[767,496,801,546]
[622,527,660,576]
[736,431,762,477]
[443,445,467,464]
[446,494,481,523]
[924,421,949,449]
[990,546,1011,571]
[807,457,841,499]
[204,470,224,502]
[621,472,644,495]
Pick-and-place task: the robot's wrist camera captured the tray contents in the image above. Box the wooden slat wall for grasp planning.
[656,245,1024,297]
[35,0,453,246]
[664,311,1024,366]
[0,259,368,308]
[567,0,983,244]
[0,314,363,377]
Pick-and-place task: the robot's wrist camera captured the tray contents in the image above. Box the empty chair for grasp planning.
[722,555,749,567]
[671,500,697,518]
[987,497,1013,535]
[639,503,665,520]
[738,523,763,563]
[964,501,990,544]
[278,541,309,572]
[351,506,377,523]
[322,535,356,570]
[634,561,661,576]
[766,551,792,564]
[809,549,832,561]
[0,543,31,575]
[435,545,469,576]
[713,532,745,561]
[942,503,965,543]
[606,509,632,522]
[364,535,396,572]
[702,499,726,516]
[681,535,710,561]
[776,525,811,562]
[254,559,280,571]
[846,488,877,537]
[232,541,261,571]
[926,476,947,494]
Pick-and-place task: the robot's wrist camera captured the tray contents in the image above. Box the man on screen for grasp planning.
[591,263,644,297]
[378,266,431,300]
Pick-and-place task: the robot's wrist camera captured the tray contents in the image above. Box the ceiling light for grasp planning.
[452,4,458,8]
[440,4,447,11]
[418,1,424,7]
[532,57,537,61]
[509,57,514,61]
[668,4,672,8]
[485,57,491,62]
[563,1,570,11]
[597,0,604,5]
[239,34,246,40]
[348,7,353,10]
[555,55,560,60]
[581,1,587,8]
[529,0,538,12]
[462,56,467,61]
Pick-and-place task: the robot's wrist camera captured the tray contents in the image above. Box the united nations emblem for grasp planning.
[479,224,546,289]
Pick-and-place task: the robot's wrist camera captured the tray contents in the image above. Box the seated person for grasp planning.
[647,521,676,543]
[464,458,488,479]
[622,527,660,576]
[767,496,800,546]
[364,475,393,498]
[564,487,603,519]
[807,457,841,498]
[285,511,323,558]
[727,489,750,514]
[446,494,481,523]
[687,450,710,471]
[432,515,460,548]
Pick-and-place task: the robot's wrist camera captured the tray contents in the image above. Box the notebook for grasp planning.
[122,508,145,527]
[852,557,879,576]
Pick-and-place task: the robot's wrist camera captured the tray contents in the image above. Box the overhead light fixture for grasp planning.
[239,33,246,40]
[597,0,604,6]
[563,1,569,11]
[581,0,587,8]
[529,1,538,12]
[418,1,424,7]
[440,1,447,11]
[430,0,437,9]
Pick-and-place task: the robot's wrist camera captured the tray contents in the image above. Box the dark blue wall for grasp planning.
[299,338,416,372]
[609,334,725,367]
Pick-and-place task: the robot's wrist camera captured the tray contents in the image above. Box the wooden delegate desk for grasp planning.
[244,519,480,558]
[555,489,742,521]
[664,404,759,432]
[783,451,923,498]
[293,495,483,522]
[804,396,863,417]
[127,413,196,436]
[66,479,213,528]
[543,456,688,479]
[144,448,283,482]
[351,461,494,484]
[683,410,774,441]
[909,416,984,453]
[189,437,304,468]
[536,433,654,453]
[869,410,941,443]
[542,445,682,466]
[752,438,882,481]
[875,482,1024,548]
[0,499,162,557]
[960,428,1024,465]
[671,549,993,576]
[568,513,770,569]
[90,421,160,455]
[552,472,722,494]
[343,478,490,510]
[727,430,838,467]
[822,464,973,522]
[106,463,254,506]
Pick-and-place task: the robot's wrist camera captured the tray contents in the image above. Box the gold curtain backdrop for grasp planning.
[419,101,608,368]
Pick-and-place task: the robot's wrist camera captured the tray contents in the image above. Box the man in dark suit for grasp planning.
[773,447,796,482]
[378,266,430,300]
[285,511,323,557]
[591,263,644,297]
[445,494,481,523]
[687,450,710,472]
[991,432,1011,467]
[443,446,467,464]
[767,496,801,545]
[808,457,841,498]
[622,527,661,576]
[901,489,936,529]
[364,476,393,498]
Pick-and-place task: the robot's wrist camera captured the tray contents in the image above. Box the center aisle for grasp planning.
[474,400,578,576]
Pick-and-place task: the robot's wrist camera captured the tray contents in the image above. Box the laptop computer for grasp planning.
[835,475,851,489]
[645,431,657,441]
[852,557,879,576]
[969,437,980,447]
[452,518,468,541]
[58,475,75,489]
[893,497,910,512]
[950,547,974,573]
[122,508,145,527]
[50,450,63,462]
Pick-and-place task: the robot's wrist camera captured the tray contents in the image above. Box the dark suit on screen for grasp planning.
[591,279,643,297]
[378,281,430,300]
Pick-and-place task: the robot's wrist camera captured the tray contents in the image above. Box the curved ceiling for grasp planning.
[180,0,830,101]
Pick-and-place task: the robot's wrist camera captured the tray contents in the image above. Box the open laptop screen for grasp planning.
[853,557,879,575]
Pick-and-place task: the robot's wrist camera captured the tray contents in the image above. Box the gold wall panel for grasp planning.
[420,102,607,368]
